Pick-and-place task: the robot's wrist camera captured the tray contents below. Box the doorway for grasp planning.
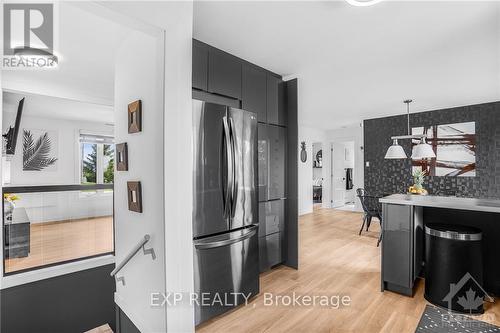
[330,141,355,211]
[312,142,323,210]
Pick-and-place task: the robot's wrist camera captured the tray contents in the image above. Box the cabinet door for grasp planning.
[258,200,285,237]
[258,123,268,202]
[268,125,286,200]
[382,204,412,290]
[259,232,281,273]
[242,64,267,121]
[267,75,287,126]
[208,48,242,99]
[192,40,208,91]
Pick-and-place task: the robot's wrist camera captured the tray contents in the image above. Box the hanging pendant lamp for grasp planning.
[384,100,436,160]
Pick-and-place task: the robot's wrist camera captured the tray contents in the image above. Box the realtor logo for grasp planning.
[2,3,58,69]
[442,272,491,313]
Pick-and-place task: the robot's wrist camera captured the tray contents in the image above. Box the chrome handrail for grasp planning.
[111,234,156,285]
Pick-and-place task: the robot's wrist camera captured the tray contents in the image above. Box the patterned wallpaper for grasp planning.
[363,101,500,199]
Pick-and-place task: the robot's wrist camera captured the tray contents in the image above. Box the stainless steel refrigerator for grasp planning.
[192,100,259,325]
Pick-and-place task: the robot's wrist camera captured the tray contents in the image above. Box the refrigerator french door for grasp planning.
[193,100,259,325]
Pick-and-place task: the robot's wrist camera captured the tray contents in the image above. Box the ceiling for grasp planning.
[193,1,500,130]
[3,91,114,124]
[2,2,131,122]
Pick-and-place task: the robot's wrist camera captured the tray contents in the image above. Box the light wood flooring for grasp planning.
[5,216,114,273]
[197,208,500,333]
[84,324,114,333]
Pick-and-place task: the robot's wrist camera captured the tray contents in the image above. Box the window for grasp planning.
[80,133,114,184]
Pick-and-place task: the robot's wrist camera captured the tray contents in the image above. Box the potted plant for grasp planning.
[3,194,20,221]
[409,169,428,195]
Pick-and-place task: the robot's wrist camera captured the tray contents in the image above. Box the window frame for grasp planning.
[79,132,114,186]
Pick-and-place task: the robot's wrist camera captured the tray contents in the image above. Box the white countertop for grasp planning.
[379,194,500,214]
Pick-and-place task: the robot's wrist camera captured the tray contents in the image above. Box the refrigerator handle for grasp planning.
[222,116,233,222]
[229,117,238,219]
[194,225,257,250]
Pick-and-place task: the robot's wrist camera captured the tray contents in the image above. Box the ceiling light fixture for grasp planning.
[345,0,385,7]
[384,100,436,160]
[384,139,406,159]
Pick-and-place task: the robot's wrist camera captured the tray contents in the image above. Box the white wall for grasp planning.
[113,29,167,333]
[100,2,195,332]
[2,98,114,223]
[298,126,326,215]
[10,191,112,224]
[325,124,364,212]
[2,113,112,186]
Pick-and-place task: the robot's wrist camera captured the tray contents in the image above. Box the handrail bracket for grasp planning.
[142,244,156,260]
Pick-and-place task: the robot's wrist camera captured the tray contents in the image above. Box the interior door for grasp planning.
[331,142,346,207]
[193,101,229,238]
[228,108,258,230]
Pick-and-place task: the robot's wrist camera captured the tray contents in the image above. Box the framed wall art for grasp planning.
[127,181,143,213]
[412,122,476,177]
[128,100,142,134]
[116,143,128,171]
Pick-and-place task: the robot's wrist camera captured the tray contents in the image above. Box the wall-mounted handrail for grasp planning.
[110,234,156,285]
[3,184,114,194]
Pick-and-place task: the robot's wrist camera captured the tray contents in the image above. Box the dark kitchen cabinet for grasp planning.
[268,125,286,200]
[258,124,286,201]
[258,199,285,237]
[242,64,267,121]
[208,48,242,99]
[267,75,287,126]
[381,203,414,296]
[192,40,208,91]
[258,123,268,202]
[191,39,296,275]
[259,232,282,273]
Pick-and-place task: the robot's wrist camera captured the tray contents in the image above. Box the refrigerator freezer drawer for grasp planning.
[194,227,259,325]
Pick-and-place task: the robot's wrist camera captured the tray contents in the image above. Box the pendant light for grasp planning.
[383,100,436,160]
[412,137,436,160]
[345,0,385,6]
[384,139,406,159]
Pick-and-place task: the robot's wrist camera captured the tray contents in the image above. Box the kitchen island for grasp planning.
[379,194,500,297]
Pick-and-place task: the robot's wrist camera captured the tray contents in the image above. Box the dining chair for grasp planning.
[356,188,383,247]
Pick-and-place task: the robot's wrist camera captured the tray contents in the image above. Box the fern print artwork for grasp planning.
[23,129,58,171]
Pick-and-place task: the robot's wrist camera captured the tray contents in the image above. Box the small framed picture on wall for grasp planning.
[128,100,142,134]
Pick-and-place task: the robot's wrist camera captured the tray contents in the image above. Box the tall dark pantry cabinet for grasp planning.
[192,39,298,274]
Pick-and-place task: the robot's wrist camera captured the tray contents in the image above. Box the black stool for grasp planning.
[425,223,484,314]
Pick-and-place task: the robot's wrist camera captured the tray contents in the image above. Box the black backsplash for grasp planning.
[363,101,500,199]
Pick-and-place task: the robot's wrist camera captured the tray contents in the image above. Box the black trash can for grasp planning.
[425,223,484,314]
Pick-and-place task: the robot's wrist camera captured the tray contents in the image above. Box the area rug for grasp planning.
[415,305,500,333]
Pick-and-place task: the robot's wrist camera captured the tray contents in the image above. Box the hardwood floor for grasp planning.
[5,216,114,273]
[197,208,500,332]
[84,324,114,333]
